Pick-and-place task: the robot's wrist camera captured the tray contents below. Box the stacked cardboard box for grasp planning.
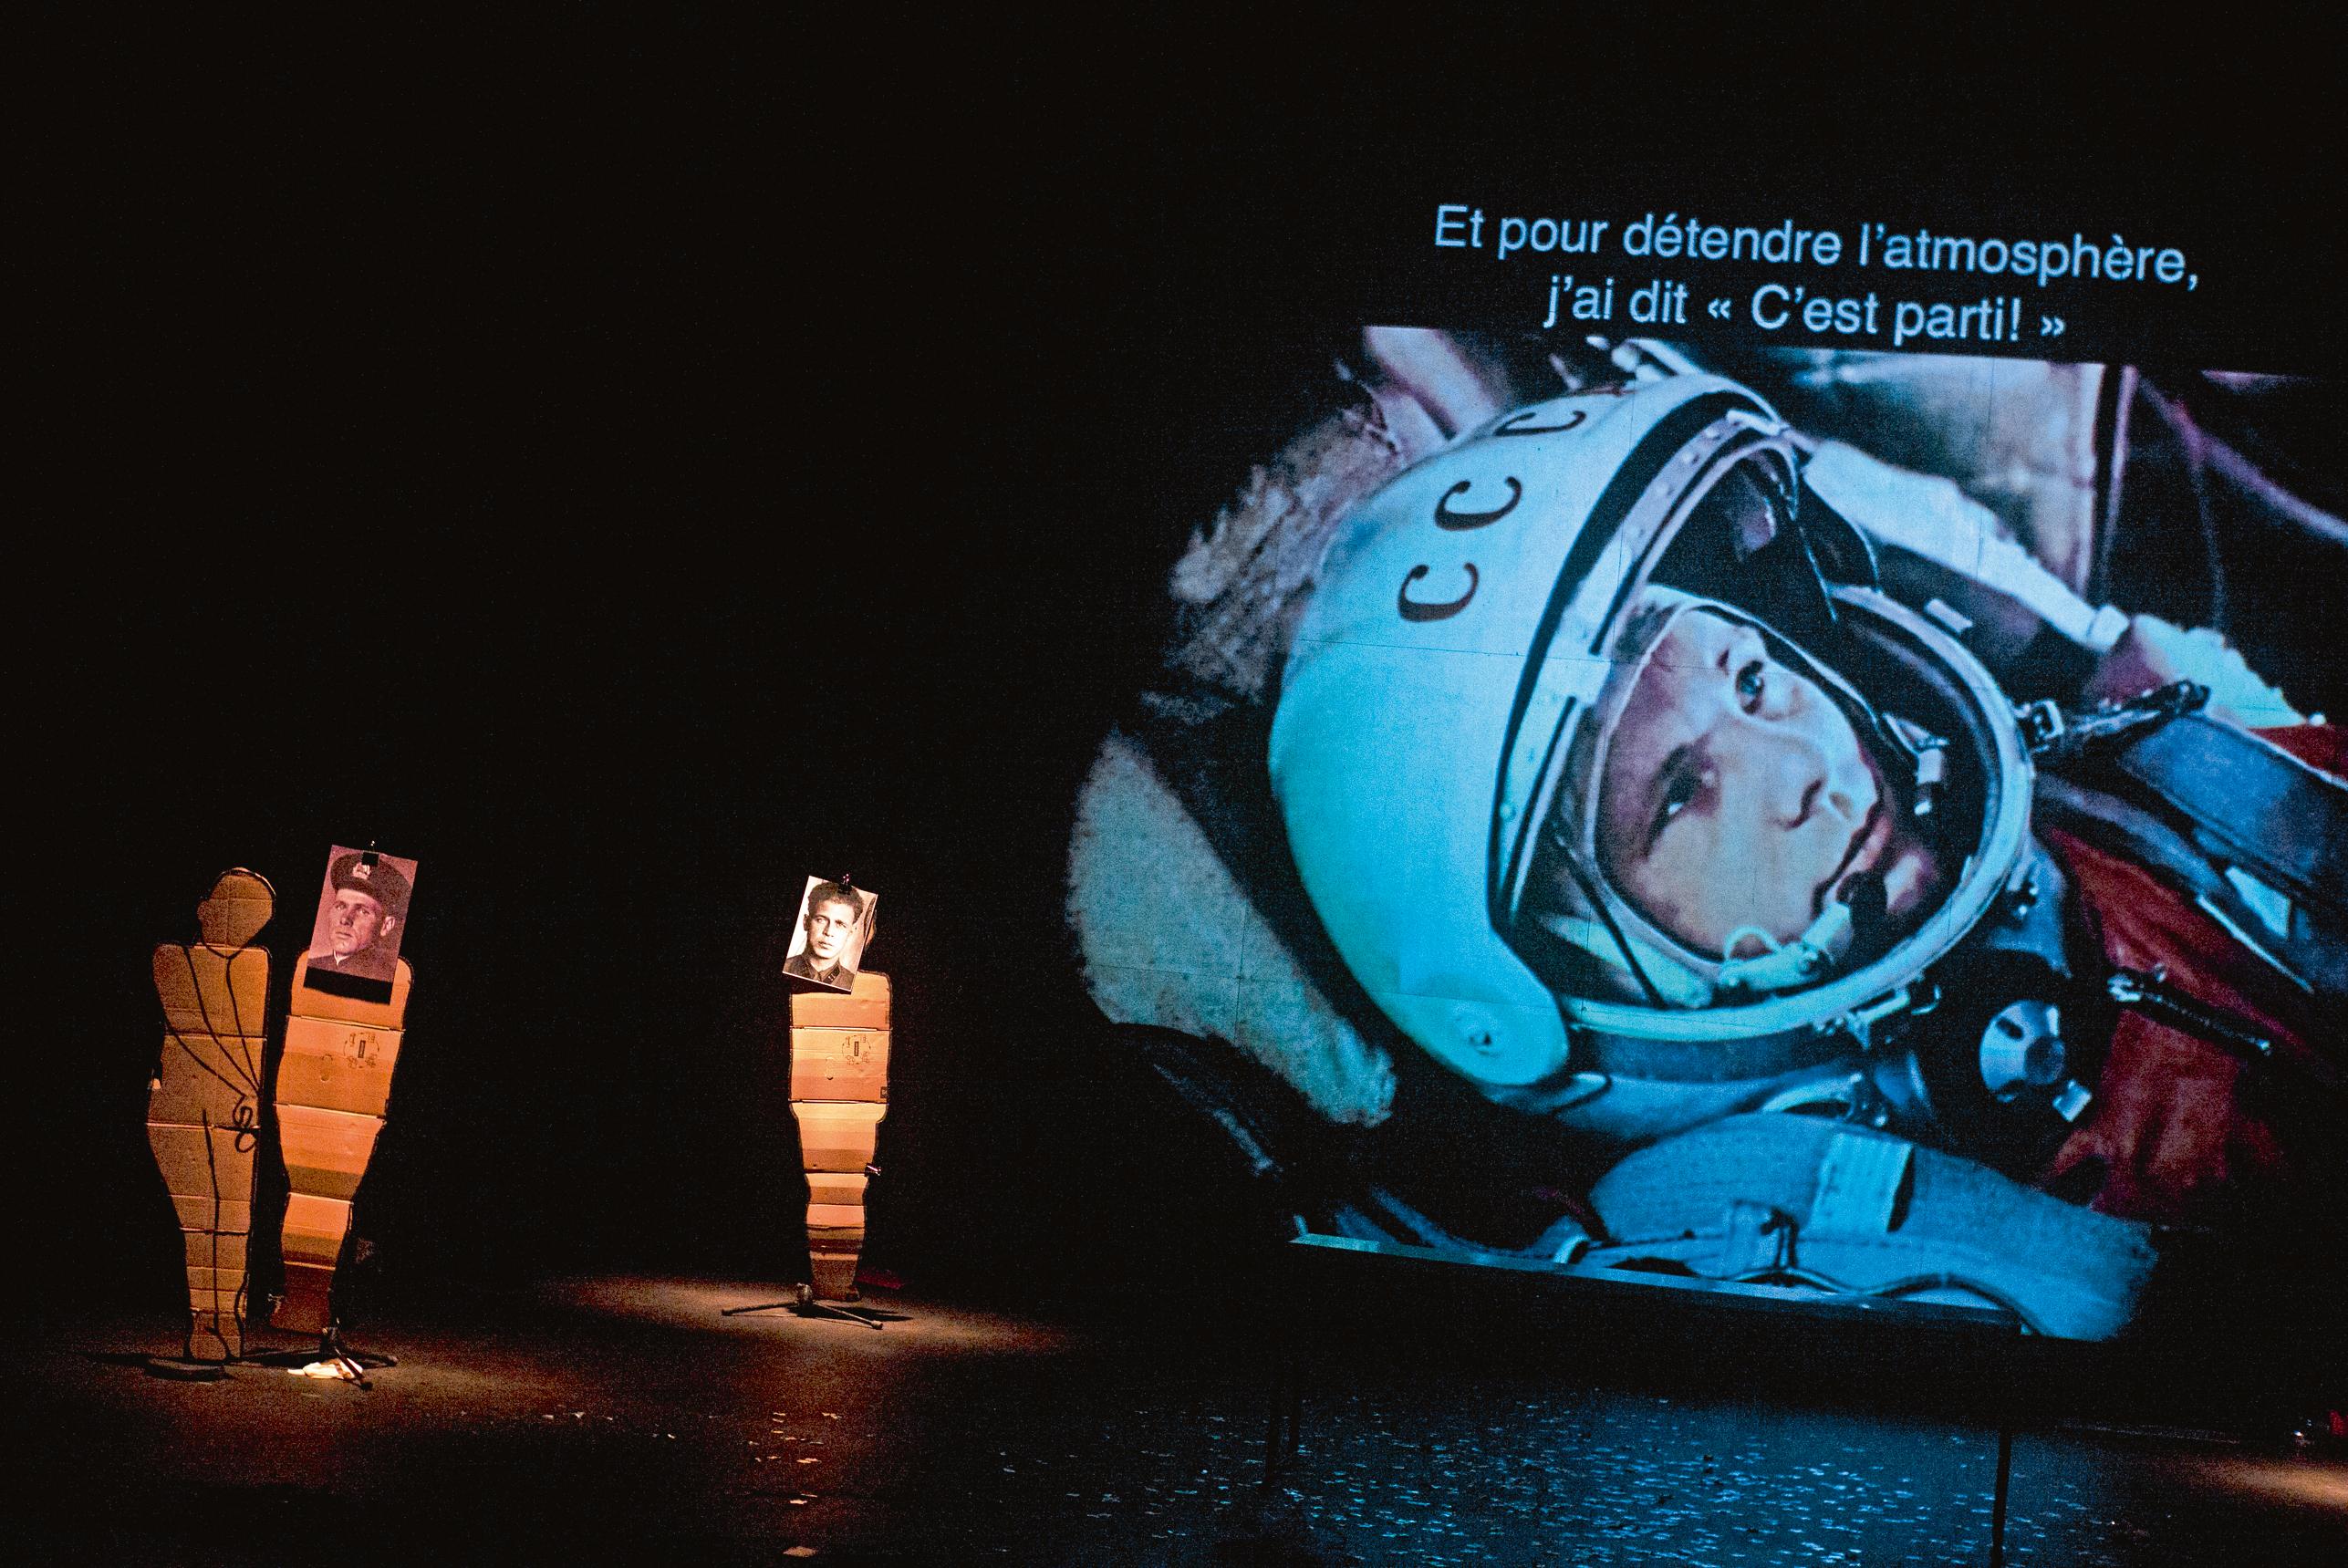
[790,970,890,1300]
[146,941,271,1355]
[271,956,410,1335]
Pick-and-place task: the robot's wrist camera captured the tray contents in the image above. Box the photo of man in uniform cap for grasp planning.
[304,849,414,985]
[784,877,875,992]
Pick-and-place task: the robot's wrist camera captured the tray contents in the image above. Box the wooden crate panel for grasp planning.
[148,1124,258,1202]
[168,1192,253,1234]
[809,1251,862,1301]
[276,1105,385,1203]
[792,1101,886,1173]
[280,1192,354,1270]
[184,1261,245,1296]
[289,954,413,1029]
[179,1234,249,1278]
[789,969,890,1030]
[805,1172,868,1208]
[280,1014,404,1118]
[275,1262,335,1335]
[790,1026,889,1102]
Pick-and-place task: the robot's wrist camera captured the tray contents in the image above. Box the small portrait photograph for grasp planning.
[298,846,418,1001]
[784,877,878,992]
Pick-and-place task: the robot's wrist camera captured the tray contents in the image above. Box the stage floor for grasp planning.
[5,1275,2341,1564]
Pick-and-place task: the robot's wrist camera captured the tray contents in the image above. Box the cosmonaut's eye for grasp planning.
[1648,754,1714,849]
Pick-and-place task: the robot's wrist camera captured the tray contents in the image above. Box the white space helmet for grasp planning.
[1269,375,2033,1123]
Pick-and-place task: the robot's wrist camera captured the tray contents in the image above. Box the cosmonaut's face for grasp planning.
[327,888,390,955]
[1595,608,1940,959]
[805,898,859,962]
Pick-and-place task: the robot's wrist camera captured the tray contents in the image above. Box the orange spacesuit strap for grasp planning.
[2038,813,2332,1222]
[2041,827,2317,1071]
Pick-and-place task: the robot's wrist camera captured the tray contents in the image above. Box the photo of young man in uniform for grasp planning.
[784,877,877,992]
[299,846,417,999]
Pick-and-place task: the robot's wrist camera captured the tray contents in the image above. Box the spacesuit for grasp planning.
[1067,336,2345,1339]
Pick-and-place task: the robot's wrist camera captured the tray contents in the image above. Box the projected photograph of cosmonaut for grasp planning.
[785,877,878,992]
[1068,331,2346,1340]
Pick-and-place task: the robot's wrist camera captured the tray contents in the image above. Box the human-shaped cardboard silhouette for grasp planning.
[147,868,275,1360]
[790,969,891,1300]
[273,848,417,1338]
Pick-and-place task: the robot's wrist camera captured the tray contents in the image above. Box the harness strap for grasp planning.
[2110,711,2348,921]
[2036,774,2348,1007]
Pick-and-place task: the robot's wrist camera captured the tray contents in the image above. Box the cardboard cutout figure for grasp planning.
[147,868,275,1359]
[783,877,878,992]
[272,846,417,1336]
[790,969,890,1299]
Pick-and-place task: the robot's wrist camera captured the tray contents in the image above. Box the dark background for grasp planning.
[20,29,2343,1384]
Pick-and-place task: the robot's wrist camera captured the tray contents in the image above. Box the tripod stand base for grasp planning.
[243,1328,398,1386]
[722,1285,907,1330]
